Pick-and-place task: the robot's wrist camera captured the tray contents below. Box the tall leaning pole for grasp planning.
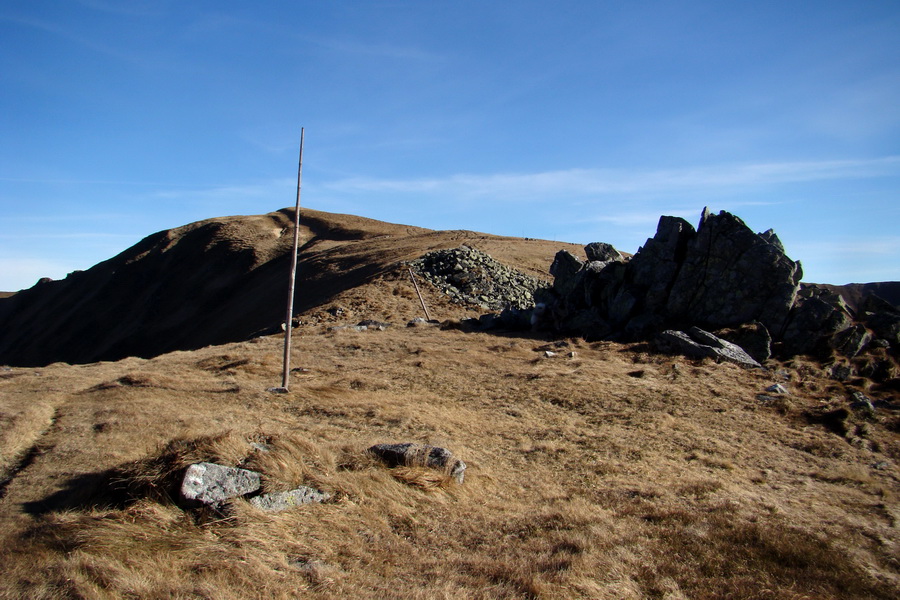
[280,128,305,391]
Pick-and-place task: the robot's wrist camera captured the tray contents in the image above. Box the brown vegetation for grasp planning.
[0,210,898,598]
[2,310,898,597]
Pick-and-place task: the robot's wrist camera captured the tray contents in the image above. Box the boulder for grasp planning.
[180,462,261,506]
[781,288,853,357]
[656,328,762,368]
[549,250,585,297]
[584,242,624,262]
[714,322,772,363]
[368,442,466,484]
[830,324,871,358]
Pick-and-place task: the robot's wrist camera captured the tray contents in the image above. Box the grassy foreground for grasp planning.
[1,302,898,599]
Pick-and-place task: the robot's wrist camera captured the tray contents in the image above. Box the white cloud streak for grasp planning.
[322,156,900,200]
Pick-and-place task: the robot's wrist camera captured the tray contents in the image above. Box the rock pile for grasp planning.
[409,246,547,311]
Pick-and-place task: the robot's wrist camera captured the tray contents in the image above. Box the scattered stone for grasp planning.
[872,461,890,470]
[358,319,391,330]
[180,462,261,506]
[267,387,289,394]
[567,351,577,358]
[766,383,789,395]
[250,486,330,511]
[368,443,466,484]
[329,325,368,332]
[849,391,876,417]
[830,363,853,382]
[544,350,557,358]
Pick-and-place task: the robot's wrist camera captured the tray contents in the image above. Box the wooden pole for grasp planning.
[408,267,431,321]
[280,128,304,391]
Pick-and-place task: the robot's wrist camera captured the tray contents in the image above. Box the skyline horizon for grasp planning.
[2,1,898,290]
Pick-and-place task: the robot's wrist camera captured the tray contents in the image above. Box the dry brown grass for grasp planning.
[1,290,899,598]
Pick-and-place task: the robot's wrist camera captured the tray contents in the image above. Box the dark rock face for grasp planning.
[536,208,898,369]
[663,210,801,336]
[538,209,802,346]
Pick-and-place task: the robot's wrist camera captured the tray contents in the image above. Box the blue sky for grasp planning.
[1,0,898,291]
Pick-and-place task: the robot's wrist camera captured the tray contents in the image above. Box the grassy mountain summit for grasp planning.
[0,208,579,367]
[0,209,898,598]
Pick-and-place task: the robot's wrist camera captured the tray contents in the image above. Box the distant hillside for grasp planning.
[0,208,579,367]
[812,282,900,312]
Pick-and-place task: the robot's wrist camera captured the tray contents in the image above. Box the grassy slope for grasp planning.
[0,209,582,367]
[1,274,898,598]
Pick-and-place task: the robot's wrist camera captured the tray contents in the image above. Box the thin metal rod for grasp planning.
[408,267,431,321]
[281,128,304,390]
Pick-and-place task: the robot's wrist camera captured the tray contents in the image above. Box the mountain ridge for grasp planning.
[0,208,581,366]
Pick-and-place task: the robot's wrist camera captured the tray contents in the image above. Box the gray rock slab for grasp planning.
[250,486,330,512]
[369,442,466,484]
[180,462,261,506]
[657,328,761,368]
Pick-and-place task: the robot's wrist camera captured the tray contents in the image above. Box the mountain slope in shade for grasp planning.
[0,208,580,367]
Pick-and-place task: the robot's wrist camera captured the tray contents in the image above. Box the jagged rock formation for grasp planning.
[535,209,899,367]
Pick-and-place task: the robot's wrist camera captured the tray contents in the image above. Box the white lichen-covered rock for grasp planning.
[180,462,261,506]
[250,487,330,512]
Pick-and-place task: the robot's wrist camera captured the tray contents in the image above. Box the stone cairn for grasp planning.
[408,246,547,311]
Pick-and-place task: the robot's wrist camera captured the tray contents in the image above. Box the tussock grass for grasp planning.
[1,324,898,598]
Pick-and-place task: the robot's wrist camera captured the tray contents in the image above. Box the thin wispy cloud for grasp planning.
[322,156,900,200]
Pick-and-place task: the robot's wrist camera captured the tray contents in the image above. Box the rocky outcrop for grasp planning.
[530,209,898,367]
[536,209,802,346]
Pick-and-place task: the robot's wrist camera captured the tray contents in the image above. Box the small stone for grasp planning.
[250,486,330,512]
[544,350,557,358]
[765,383,788,395]
[849,391,876,416]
